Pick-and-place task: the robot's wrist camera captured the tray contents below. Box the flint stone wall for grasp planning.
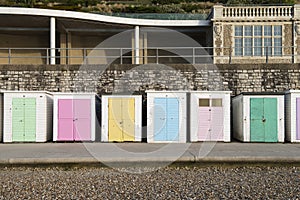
[0,64,299,96]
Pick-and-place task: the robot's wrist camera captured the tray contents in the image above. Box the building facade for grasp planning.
[0,5,300,65]
[212,5,300,64]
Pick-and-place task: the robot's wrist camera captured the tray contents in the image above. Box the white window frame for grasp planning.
[234,25,282,57]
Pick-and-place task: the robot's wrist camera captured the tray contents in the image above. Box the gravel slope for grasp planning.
[0,166,299,199]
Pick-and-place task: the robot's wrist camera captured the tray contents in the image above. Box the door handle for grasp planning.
[262,118,266,122]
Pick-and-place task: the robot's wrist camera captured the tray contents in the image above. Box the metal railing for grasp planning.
[0,46,297,65]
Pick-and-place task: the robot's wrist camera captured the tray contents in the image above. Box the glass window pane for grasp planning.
[199,99,209,107]
[244,26,252,36]
[264,25,272,36]
[244,38,252,56]
[254,38,262,56]
[264,38,272,55]
[235,26,243,36]
[274,25,282,36]
[212,99,222,107]
[254,25,262,36]
[235,38,243,56]
[274,38,282,56]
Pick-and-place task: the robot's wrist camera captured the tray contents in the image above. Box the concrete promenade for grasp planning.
[0,142,299,166]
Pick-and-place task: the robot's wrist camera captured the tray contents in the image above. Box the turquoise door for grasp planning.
[12,98,36,142]
[154,98,179,141]
[250,98,277,142]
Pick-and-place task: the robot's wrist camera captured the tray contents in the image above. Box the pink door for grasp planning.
[296,98,300,140]
[197,98,224,141]
[198,99,211,140]
[57,99,91,141]
[210,106,224,140]
[198,107,211,140]
[58,99,74,141]
[73,99,91,141]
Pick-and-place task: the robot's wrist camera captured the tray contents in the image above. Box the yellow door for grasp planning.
[108,98,135,142]
[108,98,123,141]
[122,98,135,141]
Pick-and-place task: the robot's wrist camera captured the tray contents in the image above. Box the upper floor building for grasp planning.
[212,5,300,64]
[0,4,300,65]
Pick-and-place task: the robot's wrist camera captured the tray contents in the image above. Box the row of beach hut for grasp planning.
[0,90,299,143]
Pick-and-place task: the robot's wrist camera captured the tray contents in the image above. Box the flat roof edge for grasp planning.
[0,7,211,27]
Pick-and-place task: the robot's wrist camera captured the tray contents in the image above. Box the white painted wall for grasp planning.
[101,95,142,142]
[190,91,231,142]
[146,91,187,143]
[52,93,97,141]
[285,90,300,142]
[3,91,52,142]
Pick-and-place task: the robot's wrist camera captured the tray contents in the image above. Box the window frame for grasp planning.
[233,25,283,57]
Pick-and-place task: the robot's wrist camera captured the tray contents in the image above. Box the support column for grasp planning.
[143,32,148,64]
[50,17,56,65]
[134,26,140,64]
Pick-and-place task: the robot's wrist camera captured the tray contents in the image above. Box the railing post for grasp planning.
[120,48,123,64]
[192,48,195,64]
[83,48,87,64]
[229,46,232,64]
[292,46,295,64]
[46,48,49,65]
[156,48,159,64]
[266,46,269,64]
[8,48,11,64]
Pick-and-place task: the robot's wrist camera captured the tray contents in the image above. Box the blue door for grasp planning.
[154,98,179,141]
[167,98,179,141]
[154,98,167,141]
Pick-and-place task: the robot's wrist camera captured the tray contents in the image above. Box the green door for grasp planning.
[12,98,36,142]
[263,98,277,142]
[24,98,36,142]
[12,98,25,142]
[250,98,277,142]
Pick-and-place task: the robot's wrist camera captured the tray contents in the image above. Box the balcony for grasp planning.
[213,5,294,21]
[0,46,297,65]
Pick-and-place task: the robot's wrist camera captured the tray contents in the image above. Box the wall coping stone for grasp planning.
[0,64,299,71]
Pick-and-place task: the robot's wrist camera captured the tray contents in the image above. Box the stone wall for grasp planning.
[0,64,300,96]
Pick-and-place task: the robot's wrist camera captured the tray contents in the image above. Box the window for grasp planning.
[198,99,222,107]
[212,99,222,107]
[234,25,282,57]
[254,26,262,56]
[199,99,209,107]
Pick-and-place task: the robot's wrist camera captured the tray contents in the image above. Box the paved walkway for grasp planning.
[0,142,299,165]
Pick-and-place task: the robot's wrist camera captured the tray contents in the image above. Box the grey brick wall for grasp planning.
[0,64,299,96]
